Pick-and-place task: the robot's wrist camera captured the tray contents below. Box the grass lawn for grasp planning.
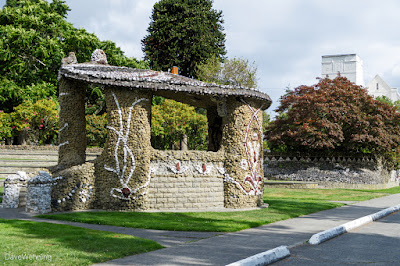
[38,186,400,232]
[0,219,163,266]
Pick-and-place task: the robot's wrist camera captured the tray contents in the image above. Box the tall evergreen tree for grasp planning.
[142,0,226,78]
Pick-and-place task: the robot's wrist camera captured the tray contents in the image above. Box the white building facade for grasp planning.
[321,54,399,102]
[366,75,400,102]
[321,54,364,86]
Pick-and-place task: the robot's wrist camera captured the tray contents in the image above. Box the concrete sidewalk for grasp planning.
[96,194,400,266]
[1,194,400,265]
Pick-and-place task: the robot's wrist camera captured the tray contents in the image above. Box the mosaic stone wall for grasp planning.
[51,162,95,211]
[93,87,152,211]
[58,78,86,166]
[264,155,400,189]
[221,98,264,208]
[147,150,225,209]
[54,53,269,211]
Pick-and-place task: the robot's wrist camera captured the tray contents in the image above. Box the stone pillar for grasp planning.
[58,77,86,166]
[95,87,152,210]
[1,171,29,208]
[221,97,264,208]
[25,171,53,214]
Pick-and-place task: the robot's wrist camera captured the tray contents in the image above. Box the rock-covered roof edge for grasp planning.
[58,64,272,106]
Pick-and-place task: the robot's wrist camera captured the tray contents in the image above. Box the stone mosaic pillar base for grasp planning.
[94,87,152,210]
[222,97,264,208]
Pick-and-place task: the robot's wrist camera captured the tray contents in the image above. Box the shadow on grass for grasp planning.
[0,218,163,265]
[38,199,342,232]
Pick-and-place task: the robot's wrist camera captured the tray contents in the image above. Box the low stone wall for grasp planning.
[264,155,400,188]
[147,175,224,210]
[147,150,225,210]
[51,162,96,212]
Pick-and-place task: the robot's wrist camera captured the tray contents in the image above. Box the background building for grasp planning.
[321,54,399,102]
[366,75,400,101]
[321,54,364,86]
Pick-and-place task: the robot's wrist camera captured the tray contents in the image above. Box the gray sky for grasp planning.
[2,0,400,115]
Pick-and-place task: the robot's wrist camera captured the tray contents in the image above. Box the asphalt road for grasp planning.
[275,211,400,265]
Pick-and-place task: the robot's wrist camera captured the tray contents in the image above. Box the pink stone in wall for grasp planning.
[202,163,207,173]
[121,187,131,198]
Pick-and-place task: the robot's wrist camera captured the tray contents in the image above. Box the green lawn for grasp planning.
[264,187,400,201]
[39,187,400,232]
[38,186,400,232]
[0,219,163,266]
[38,199,342,232]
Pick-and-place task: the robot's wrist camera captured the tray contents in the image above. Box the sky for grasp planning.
[2,0,400,116]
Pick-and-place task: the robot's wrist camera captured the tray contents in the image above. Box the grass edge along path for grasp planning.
[38,186,400,232]
[39,199,342,232]
[0,219,163,266]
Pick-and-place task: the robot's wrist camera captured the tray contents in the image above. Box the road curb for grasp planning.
[309,203,400,245]
[226,245,290,266]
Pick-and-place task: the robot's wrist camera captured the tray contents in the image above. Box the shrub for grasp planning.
[12,98,59,145]
[86,113,108,147]
[0,111,13,143]
[151,99,208,150]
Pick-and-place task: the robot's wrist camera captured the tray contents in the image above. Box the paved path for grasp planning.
[1,194,400,265]
[275,211,400,265]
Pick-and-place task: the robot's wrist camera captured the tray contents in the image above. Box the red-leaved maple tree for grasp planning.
[266,76,400,155]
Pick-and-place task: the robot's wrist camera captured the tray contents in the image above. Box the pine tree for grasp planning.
[142,0,226,78]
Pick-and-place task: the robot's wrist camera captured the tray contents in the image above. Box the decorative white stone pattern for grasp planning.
[58,141,69,147]
[59,123,68,132]
[194,163,213,175]
[241,100,264,195]
[104,91,151,200]
[167,161,189,174]
[55,181,93,204]
[216,100,264,196]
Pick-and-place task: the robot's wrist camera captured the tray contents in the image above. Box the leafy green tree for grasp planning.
[196,56,258,88]
[376,96,400,112]
[0,0,147,112]
[142,0,226,78]
[0,0,150,145]
[151,99,208,150]
[265,76,400,155]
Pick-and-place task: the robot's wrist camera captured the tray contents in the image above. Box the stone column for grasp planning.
[221,97,264,208]
[58,78,86,166]
[95,87,152,210]
[1,171,29,208]
[25,171,53,214]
